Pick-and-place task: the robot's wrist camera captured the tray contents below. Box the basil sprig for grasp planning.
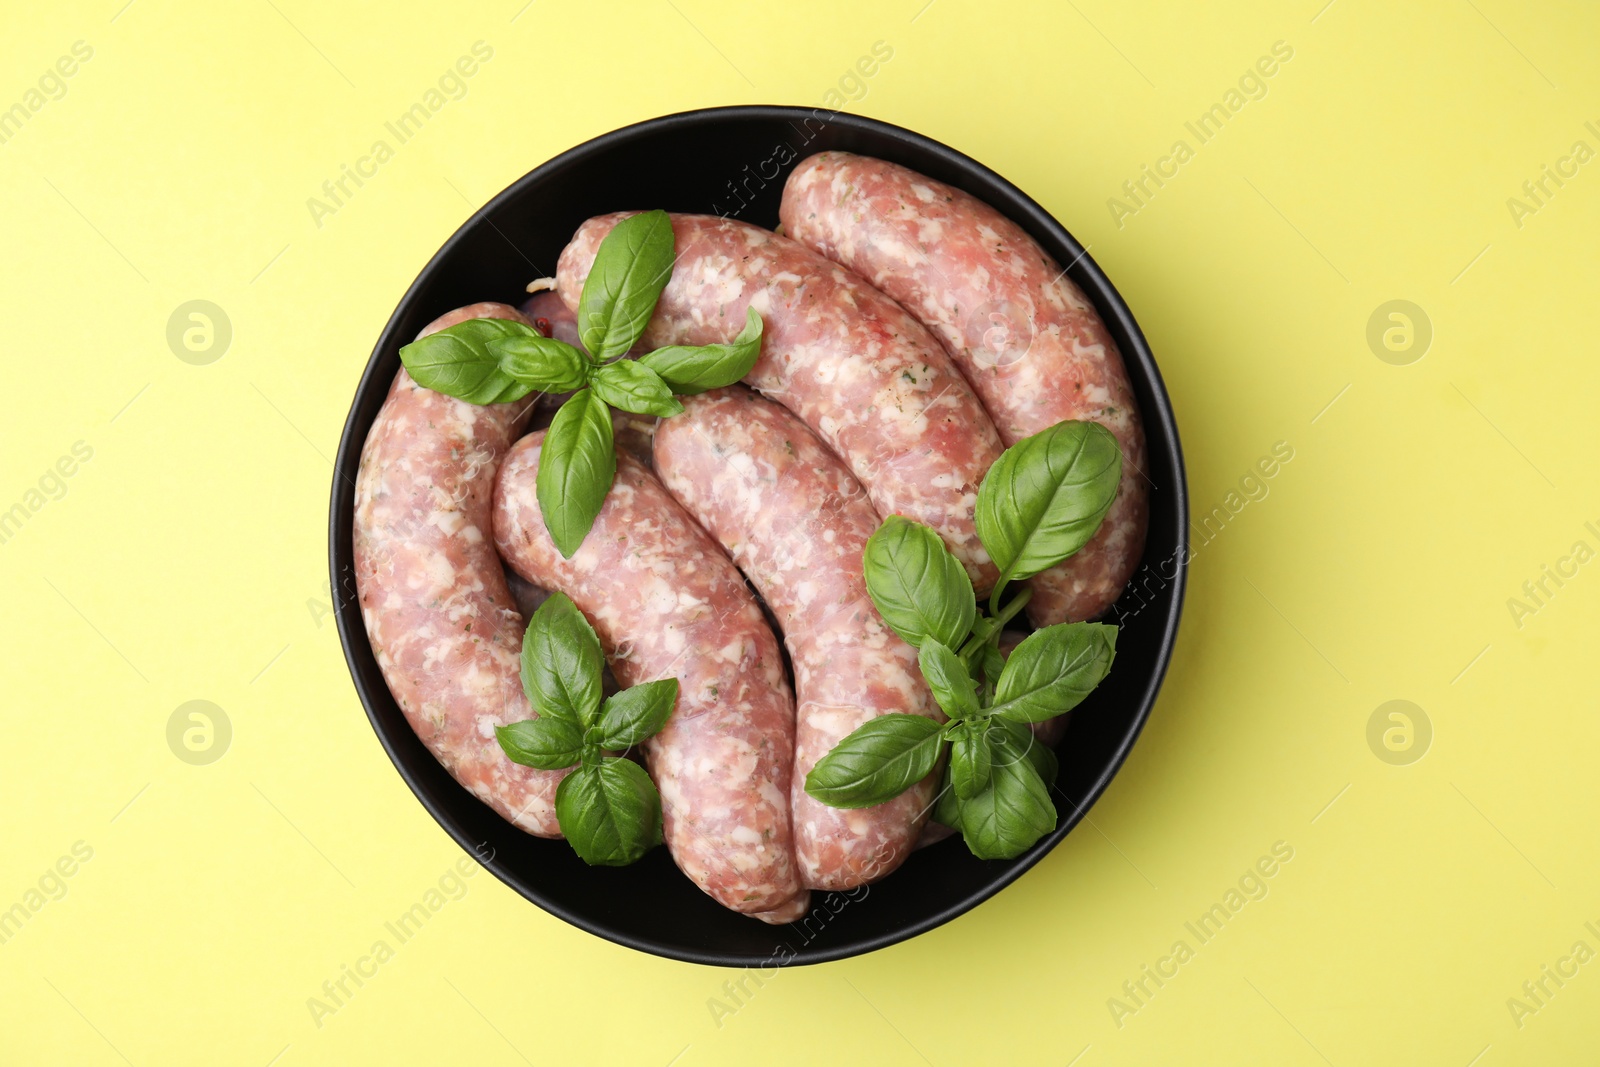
[495,592,677,866]
[804,420,1123,861]
[398,210,765,558]
[977,419,1121,611]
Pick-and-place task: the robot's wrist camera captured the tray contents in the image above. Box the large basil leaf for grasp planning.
[577,210,675,361]
[494,717,585,770]
[804,713,944,809]
[555,759,663,866]
[976,420,1121,584]
[639,307,764,395]
[591,359,683,418]
[491,333,591,394]
[989,623,1117,724]
[863,516,975,650]
[399,317,538,404]
[919,640,978,719]
[536,389,616,558]
[594,678,678,750]
[520,592,604,726]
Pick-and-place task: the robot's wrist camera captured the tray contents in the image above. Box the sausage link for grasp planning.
[353,302,567,837]
[493,439,807,921]
[653,387,941,891]
[780,153,1150,623]
[556,212,1005,591]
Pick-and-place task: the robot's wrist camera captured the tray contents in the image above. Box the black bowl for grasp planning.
[330,105,1187,966]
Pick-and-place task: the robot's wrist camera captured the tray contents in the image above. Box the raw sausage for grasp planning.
[556,212,1005,591]
[780,152,1149,623]
[353,302,567,837]
[653,387,941,890]
[493,437,809,922]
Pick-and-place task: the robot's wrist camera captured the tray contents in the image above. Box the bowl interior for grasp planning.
[331,105,1186,966]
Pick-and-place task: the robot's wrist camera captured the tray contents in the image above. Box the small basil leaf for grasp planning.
[956,741,1056,860]
[577,210,675,361]
[555,759,663,866]
[949,719,993,800]
[976,420,1122,583]
[919,640,979,719]
[494,717,585,770]
[491,334,591,393]
[536,390,617,558]
[638,307,764,395]
[399,318,538,404]
[591,359,684,418]
[863,516,976,650]
[989,622,1117,724]
[596,678,678,750]
[804,713,944,809]
[520,592,604,726]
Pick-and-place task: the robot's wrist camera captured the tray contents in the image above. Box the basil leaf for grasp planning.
[591,359,684,418]
[555,759,663,866]
[919,640,978,719]
[948,719,993,800]
[932,766,961,827]
[494,717,585,770]
[491,334,591,393]
[577,209,675,361]
[520,592,604,726]
[863,516,976,650]
[989,622,1117,724]
[956,740,1056,860]
[399,318,538,404]
[804,713,944,809]
[991,717,1059,786]
[536,390,616,558]
[976,420,1122,584]
[594,678,678,750]
[638,307,764,395]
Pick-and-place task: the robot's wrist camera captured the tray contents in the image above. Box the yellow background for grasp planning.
[3,0,1597,1063]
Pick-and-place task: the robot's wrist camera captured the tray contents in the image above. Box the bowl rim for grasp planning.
[330,103,1188,966]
